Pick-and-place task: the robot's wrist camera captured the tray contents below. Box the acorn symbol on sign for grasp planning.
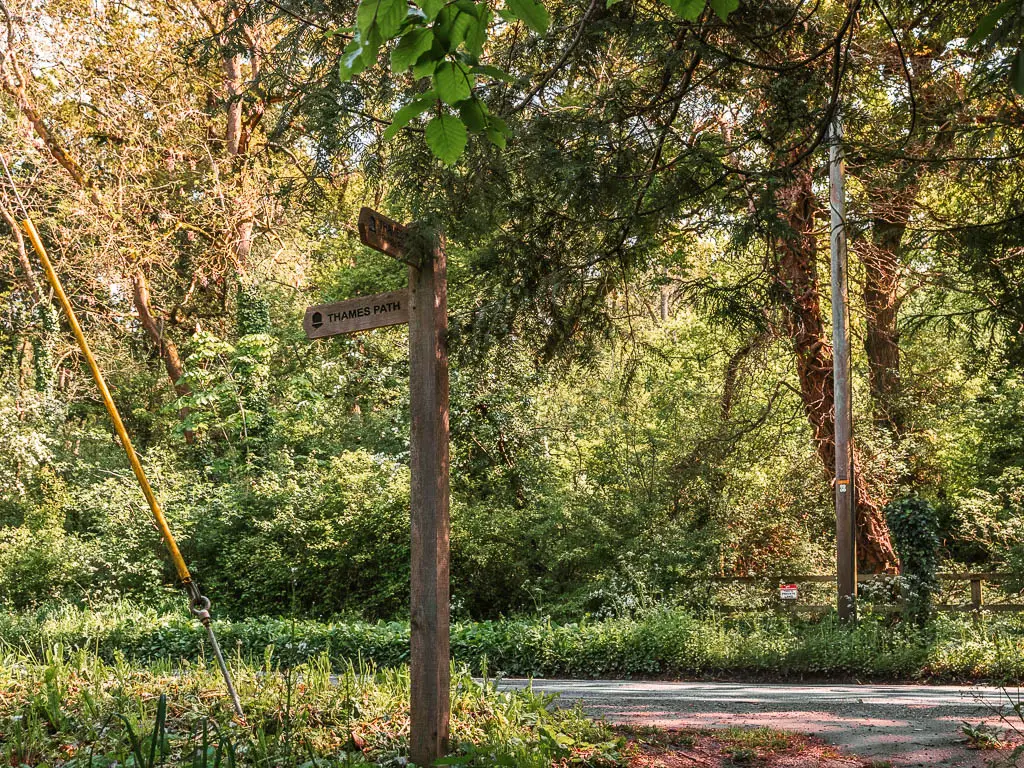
[311,311,323,330]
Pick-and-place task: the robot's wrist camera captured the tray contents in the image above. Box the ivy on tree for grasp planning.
[338,0,738,164]
[885,497,941,625]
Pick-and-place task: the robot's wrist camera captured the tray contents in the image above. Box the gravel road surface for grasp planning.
[500,679,1021,767]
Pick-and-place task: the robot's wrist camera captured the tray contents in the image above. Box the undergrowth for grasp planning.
[0,648,624,767]
[3,604,1024,683]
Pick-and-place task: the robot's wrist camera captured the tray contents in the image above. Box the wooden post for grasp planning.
[971,577,983,613]
[829,113,857,622]
[408,240,450,766]
[326,208,452,766]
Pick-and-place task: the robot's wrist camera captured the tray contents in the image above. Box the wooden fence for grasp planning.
[706,572,1024,614]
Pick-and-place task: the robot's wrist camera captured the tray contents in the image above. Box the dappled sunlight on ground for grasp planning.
[624,728,868,768]
[506,680,1020,767]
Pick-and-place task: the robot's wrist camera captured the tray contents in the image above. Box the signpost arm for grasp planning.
[830,113,857,622]
[408,238,451,766]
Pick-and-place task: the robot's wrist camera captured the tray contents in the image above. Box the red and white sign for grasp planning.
[779,583,799,600]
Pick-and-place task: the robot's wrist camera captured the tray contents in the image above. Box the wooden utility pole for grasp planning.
[306,207,451,766]
[407,238,451,765]
[829,114,857,622]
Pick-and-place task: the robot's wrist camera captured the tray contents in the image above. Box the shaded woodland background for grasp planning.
[1,0,1023,620]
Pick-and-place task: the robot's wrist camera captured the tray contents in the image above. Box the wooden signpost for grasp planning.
[303,289,409,338]
[304,206,450,766]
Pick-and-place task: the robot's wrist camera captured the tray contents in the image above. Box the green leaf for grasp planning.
[708,0,737,22]
[434,60,474,105]
[458,98,488,132]
[606,0,622,7]
[464,5,490,57]
[486,126,507,149]
[486,113,509,148]
[470,64,514,82]
[339,38,369,81]
[450,12,478,51]
[966,0,1016,47]
[356,0,408,38]
[488,113,509,134]
[419,0,446,20]
[383,93,438,139]
[392,28,435,72]
[425,113,467,163]
[379,0,410,37]
[413,48,443,78]
[434,5,478,52]
[661,0,704,21]
[504,0,550,33]
[361,25,384,66]
[356,0,379,32]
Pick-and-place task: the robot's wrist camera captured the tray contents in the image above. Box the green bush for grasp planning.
[196,449,412,619]
[0,526,89,608]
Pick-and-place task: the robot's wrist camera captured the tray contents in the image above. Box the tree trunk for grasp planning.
[771,167,898,573]
[130,268,194,442]
[721,334,767,419]
[223,51,244,157]
[863,216,906,435]
[857,39,949,438]
[0,202,44,304]
[219,7,257,271]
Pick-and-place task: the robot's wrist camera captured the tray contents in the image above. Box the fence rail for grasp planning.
[705,572,1024,614]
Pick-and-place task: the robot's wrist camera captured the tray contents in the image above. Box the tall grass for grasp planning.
[3,602,1024,682]
[0,647,624,767]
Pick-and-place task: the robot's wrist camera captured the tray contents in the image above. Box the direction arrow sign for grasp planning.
[358,206,409,262]
[303,289,409,339]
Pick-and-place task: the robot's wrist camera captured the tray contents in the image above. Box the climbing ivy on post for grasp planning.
[885,497,940,625]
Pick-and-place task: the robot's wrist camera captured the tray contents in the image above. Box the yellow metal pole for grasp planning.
[20,218,244,718]
[23,219,192,581]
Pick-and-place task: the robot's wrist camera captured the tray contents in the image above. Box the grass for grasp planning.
[6,642,979,768]
[717,727,795,751]
[3,602,1024,683]
[0,648,626,767]
[617,726,855,767]
[716,728,794,766]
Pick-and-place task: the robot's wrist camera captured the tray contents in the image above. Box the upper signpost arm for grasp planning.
[357,207,419,267]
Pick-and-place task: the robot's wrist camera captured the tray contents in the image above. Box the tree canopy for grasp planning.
[0,0,1022,618]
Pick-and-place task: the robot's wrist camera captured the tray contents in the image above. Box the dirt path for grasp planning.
[500,679,1022,767]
